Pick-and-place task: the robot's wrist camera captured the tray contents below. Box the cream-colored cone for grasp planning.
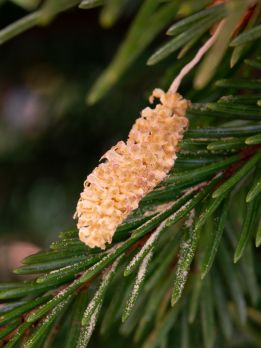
[74,89,190,249]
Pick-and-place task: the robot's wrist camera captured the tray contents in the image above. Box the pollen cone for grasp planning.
[75,89,191,249]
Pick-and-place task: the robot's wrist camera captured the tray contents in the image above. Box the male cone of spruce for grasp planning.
[74,89,190,249]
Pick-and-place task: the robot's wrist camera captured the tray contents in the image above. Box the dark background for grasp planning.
[0,3,160,278]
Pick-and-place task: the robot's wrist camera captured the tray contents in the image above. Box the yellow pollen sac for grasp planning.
[74,89,191,249]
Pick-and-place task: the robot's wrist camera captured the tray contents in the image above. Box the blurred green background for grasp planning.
[0,2,159,278]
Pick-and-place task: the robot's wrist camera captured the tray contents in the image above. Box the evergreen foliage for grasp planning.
[0,0,261,347]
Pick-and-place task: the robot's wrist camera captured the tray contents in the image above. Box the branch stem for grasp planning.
[168,21,224,93]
